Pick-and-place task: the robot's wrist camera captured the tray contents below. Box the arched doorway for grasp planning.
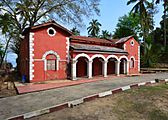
[92,57,103,76]
[120,58,127,74]
[107,58,117,75]
[76,57,88,77]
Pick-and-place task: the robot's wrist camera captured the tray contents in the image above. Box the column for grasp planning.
[87,60,93,78]
[115,61,120,76]
[103,60,108,77]
[126,60,129,75]
[71,60,77,80]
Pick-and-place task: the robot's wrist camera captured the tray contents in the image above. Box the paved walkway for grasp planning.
[0,73,168,119]
[16,75,123,94]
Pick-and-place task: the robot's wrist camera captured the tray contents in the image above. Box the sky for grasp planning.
[7,0,164,67]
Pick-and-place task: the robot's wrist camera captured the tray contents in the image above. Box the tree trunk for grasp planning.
[0,36,11,68]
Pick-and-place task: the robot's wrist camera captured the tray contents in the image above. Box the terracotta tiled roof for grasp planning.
[70,43,128,54]
[23,20,72,35]
[70,35,115,44]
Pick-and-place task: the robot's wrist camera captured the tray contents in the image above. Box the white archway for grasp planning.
[91,54,106,61]
[73,53,91,61]
[42,50,60,60]
[119,55,129,61]
[130,56,135,68]
[119,55,129,75]
[106,55,119,62]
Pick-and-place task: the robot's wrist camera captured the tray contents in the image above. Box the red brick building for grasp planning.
[19,20,140,82]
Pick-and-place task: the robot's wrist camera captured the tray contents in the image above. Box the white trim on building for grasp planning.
[29,32,35,81]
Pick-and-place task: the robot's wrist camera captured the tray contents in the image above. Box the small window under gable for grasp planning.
[130,40,134,46]
[47,27,56,36]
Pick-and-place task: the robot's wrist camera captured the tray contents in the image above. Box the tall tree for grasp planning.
[0,13,14,68]
[155,0,168,46]
[127,0,153,42]
[113,13,141,40]
[0,0,100,68]
[87,19,102,37]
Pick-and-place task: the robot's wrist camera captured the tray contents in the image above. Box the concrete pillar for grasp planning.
[115,61,120,76]
[87,60,93,78]
[103,60,108,77]
[71,60,77,80]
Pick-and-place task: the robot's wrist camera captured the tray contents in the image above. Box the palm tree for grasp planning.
[100,30,112,39]
[155,0,168,46]
[87,19,102,37]
[71,27,80,36]
[127,0,153,42]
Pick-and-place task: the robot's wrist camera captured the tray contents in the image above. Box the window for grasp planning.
[130,40,134,46]
[47,27,56,36]
[47,59,56,70]
[130,58,134,68]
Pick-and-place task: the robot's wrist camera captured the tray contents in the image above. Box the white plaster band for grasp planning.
[121,86,131,91]
[98,91,112,97]
[138,82,146,86]
[150,80,156,84]
[68,98,84,107]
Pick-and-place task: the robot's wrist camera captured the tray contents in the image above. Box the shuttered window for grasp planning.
[47,60,56,70]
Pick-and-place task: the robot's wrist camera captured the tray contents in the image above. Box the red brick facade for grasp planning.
[19,21,140,82]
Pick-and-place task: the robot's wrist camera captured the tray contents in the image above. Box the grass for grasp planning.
[29,83,168,120]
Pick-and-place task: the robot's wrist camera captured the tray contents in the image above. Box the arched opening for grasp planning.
[107,58,117,75]
[92,57,103,76]
[76,57,88,77]
[120,58,127,74]
[130,58,134,68]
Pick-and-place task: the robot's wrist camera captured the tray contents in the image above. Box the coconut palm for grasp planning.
[71,27,80,36]
[87,19,102,37]
[100,30,112,39]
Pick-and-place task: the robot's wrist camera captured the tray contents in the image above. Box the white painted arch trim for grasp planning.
[106,55,119,62]
[42,50,60,71]
[119,55,129,61]
[130,56,136,61]
[73,53,91,61]
[91,54,106,61]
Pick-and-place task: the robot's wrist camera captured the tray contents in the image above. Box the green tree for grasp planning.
[71,27,80,36]
[113,13,141,40]
[0,13,13,68]
[0,0,100,68]
[127,0,153,42]
[100,30,112,39]
[155,0,168,46]
[87,19,102,37]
